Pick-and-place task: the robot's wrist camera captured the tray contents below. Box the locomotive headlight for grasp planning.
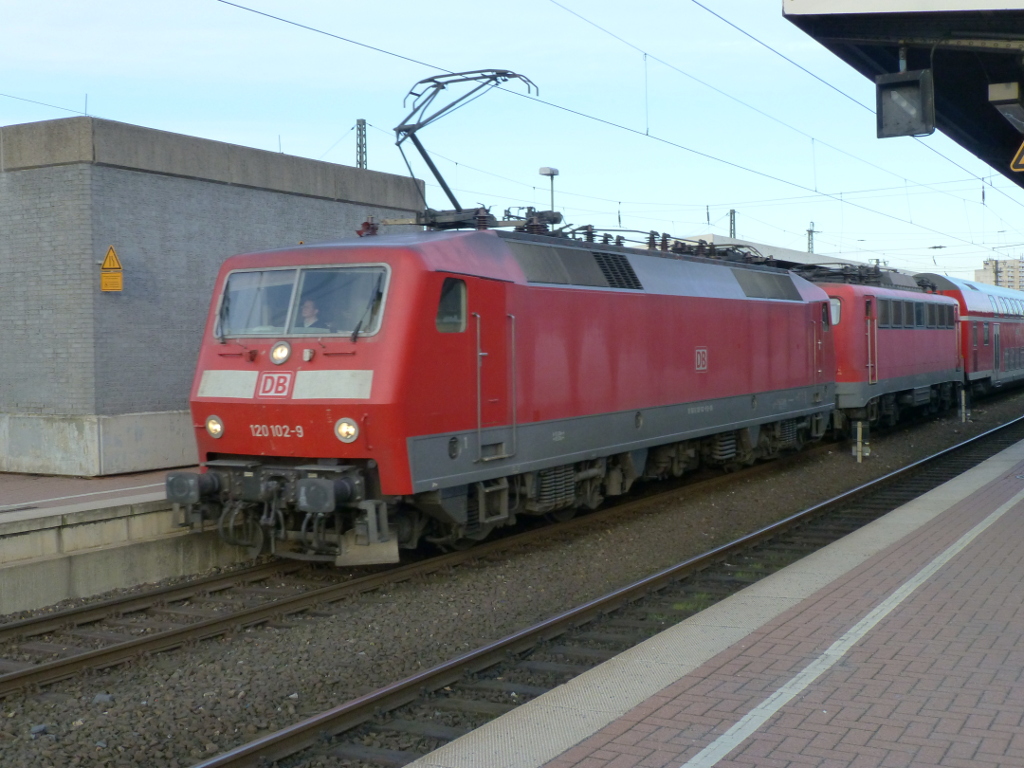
[205,415,225,438]
[334,417,359,443]
[270,341,291,365]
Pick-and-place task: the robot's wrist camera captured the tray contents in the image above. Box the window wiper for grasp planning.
[215,293,230,343]
[351,273,384,343]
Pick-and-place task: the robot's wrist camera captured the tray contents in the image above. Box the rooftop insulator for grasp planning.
[526,217,548,235]
[355,216,379,237]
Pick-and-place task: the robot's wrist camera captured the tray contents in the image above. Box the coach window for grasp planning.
[914,302,924,327]
[902,301,914,327]
[878,299,890,328]
[984,322,990,345]
[436,277,467,332]
[927,303,937,328]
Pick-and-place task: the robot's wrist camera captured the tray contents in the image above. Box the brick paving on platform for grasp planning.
[543,460,1024,768]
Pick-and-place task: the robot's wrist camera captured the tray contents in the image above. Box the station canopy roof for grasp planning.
[784,1,1024,188]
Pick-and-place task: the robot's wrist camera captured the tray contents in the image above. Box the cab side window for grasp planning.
[436,277,467,333]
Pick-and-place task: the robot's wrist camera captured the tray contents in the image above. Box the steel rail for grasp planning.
[190,413,1024,768]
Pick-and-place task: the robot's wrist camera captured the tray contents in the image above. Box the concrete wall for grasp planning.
[0,497,247,614]
[0,117,424,475]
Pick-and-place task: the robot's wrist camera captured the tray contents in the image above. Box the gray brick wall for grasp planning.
[2,162,413,417]
[0,165,97,415]
[90,165,413,415]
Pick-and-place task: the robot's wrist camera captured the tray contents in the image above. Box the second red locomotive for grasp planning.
[815,280,961,433]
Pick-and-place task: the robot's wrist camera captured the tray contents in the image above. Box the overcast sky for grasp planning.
[4,0,1023,278]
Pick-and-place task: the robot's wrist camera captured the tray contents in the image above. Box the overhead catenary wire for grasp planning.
[687,0,1024,216]
[0,91,86,115]
[547,0,1024,218]
[372,116,1015,240]
[208,0,1019,261]
[318,123,356,160]
[687,0,873,112]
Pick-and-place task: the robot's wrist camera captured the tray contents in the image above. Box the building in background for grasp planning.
[0,117,423,476]
[975,258,1024,289]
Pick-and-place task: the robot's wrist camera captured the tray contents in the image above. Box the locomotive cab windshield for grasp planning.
[217,265,389,337]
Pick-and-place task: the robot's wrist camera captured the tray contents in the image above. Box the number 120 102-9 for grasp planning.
[249,424,304,438]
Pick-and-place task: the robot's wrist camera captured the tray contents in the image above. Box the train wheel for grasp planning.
[431,523,495,552]
[886,404,901,427]
[546,508,576,523]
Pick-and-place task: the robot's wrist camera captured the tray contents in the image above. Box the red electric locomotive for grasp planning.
[917,274,1024,395]
[817,281,961,433]
[167,230,835,565]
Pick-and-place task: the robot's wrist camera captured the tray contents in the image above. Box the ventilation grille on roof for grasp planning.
[732,268,802,301]
[593,252,643,290]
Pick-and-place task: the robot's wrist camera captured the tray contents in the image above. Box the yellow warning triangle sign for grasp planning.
[1011,140,1024,172]
[101,246,122,270]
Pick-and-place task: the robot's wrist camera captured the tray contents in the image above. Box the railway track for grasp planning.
[185,415,1024,768]
[0,440,824,700]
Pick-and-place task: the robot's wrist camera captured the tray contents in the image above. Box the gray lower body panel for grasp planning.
[835,369,960,409]
[407,384,834,493]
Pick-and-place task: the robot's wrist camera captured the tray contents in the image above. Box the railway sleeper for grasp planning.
[461,679,551,697]
[543,645,620,662]
[517,659,589,675]
[376,718,471,741]
[572,631,641,645]
[329,743,421,767]
[430,697,516,717]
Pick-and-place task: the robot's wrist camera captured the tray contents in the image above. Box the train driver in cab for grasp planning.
[297,297,327,330]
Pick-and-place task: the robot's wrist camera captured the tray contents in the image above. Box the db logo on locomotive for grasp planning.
[257,371,293,398]
[695,347,708,372]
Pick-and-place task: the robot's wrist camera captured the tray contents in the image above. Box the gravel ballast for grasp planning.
[1,394,1022,767]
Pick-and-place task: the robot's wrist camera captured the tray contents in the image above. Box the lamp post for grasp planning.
[539,167,559,212]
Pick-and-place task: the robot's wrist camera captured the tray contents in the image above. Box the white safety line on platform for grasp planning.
[679,481,1024,768]
[0,482,165,511]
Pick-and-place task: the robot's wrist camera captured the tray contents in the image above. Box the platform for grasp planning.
[0,468,245,614]
[411,440,1024,768]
